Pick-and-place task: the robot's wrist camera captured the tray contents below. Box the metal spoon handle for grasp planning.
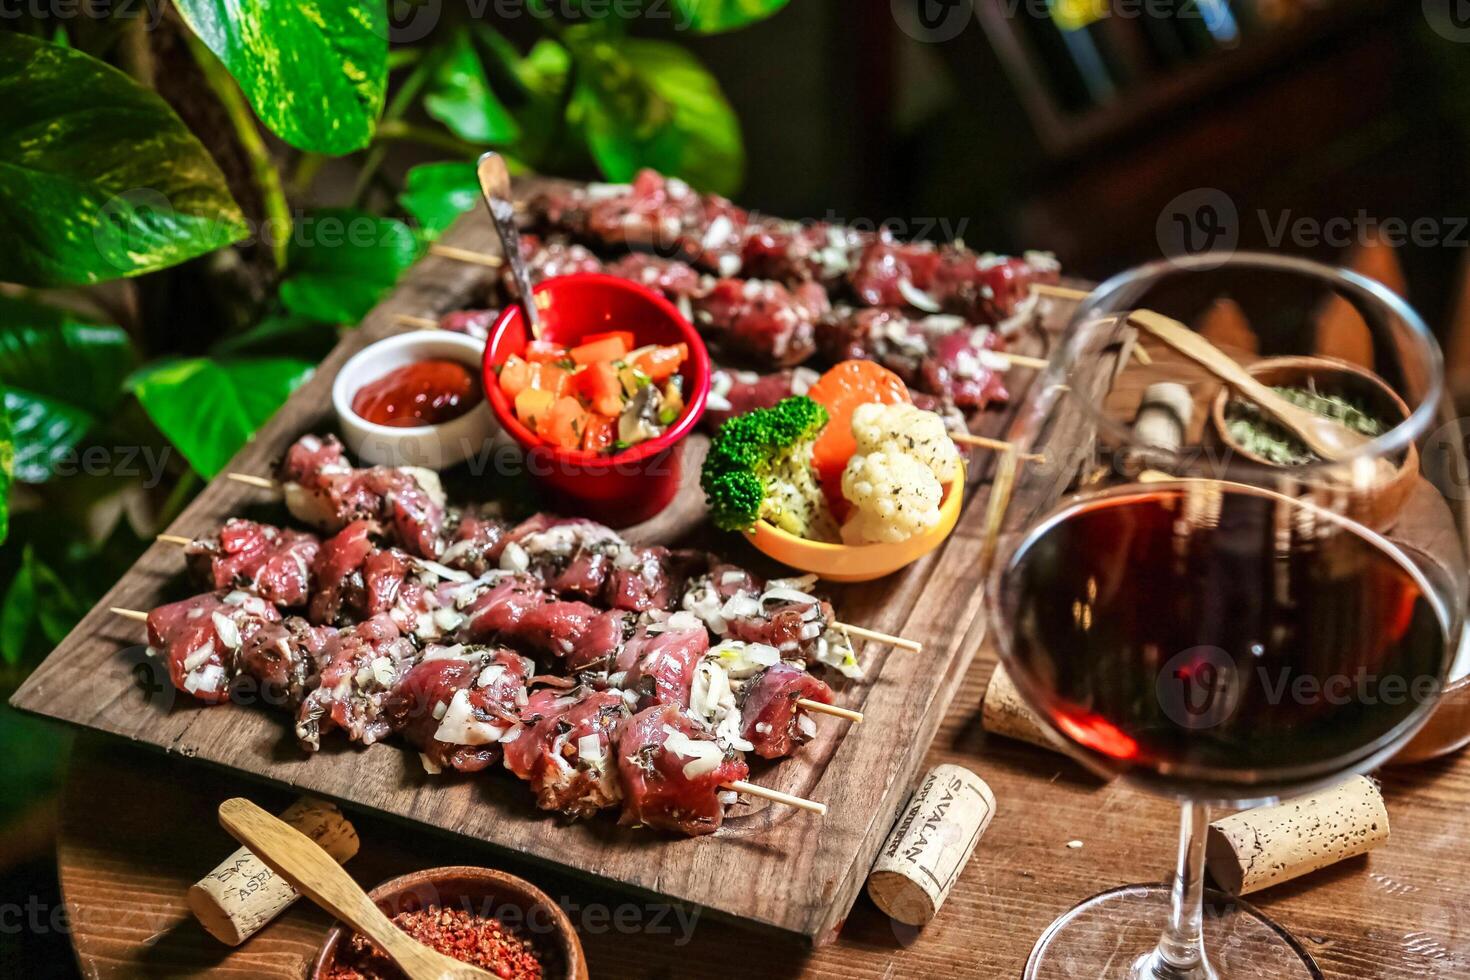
[476,152,541,340]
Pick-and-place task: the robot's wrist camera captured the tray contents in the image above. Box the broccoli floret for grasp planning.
[701,396,834,535]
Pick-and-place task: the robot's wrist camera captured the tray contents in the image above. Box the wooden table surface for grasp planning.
[54,646,1470,979]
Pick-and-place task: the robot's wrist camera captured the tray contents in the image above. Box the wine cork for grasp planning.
[1206,776,1389,895]
[982,664,1065,753]
[1134,382,1193,450]
[188,797,359,945]
[867,765,996,926]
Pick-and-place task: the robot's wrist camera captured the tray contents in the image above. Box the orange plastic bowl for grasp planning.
[743,462,966,582]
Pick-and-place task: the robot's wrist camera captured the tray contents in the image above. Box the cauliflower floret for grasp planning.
[850,402,960,485]
[840,450,943,544]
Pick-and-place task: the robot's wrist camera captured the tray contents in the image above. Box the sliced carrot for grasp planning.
[576,361,625,417]
[582,413,617,454]
[632,343,687,382]
[514,387,555,433]
[807,360,911,511]
[581,330,636,351]
[543,396,586,450]
[523,340,569,363]
[498,354,531,399]
[569,334,631,365]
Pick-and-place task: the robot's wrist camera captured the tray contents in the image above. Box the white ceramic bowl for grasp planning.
[332,331,498,469]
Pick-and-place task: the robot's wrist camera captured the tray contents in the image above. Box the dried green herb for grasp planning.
[1225,384,1386,466]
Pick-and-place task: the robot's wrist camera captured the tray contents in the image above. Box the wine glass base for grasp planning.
[1023,885,1321,980]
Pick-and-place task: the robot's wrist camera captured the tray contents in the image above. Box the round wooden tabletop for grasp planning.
[54,652,1470,979]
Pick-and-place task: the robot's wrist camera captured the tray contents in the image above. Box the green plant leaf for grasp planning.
[130,357,313,478]
[0,33,247,287]
[424,30,521,145]
[398,162,479,240]
[571,36,744,195]
[210,313,340,360]
[672,0,792,31]
[0,408,11,547]
[520,38,572,97]
[174,0,387,155]
[1,546,84,667]
[279,209,421,323]
[0,295,137,483]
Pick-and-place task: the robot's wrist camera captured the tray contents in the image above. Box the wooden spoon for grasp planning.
[476,151,542,340]
[218,798,493,980]
[1128,309,1370,461]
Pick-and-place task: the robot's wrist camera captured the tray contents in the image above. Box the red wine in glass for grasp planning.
[1001,484,1450,802]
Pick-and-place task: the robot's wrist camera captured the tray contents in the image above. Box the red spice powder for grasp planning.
[327,905,543,980]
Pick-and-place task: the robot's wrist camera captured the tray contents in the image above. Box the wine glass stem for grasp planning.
[1136,801,1218,980]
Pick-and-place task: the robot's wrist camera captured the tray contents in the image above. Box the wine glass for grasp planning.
[985,252,1467,979]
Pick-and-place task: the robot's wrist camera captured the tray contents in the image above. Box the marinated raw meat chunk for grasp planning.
[921,325,1011,409]
[511,234,603,290]
[309,520,381,625]
[438,308,496,340]
[145,591,281,704]
[602,253,706,305]
[584,170,703,255]
[453,573,550,645]
[601,546,706,614]
[682,569,860,678]
[496,516,626,600]
[849,239,945,310]
[615,613,710,710]
[387,645,531,774]
[703,367,819,431]
[237,616,336,709]
[279,434,446,558]
[295,614,418,751]
[692,278,827,367]
[931,250,1060,326]
[184,519,319,608]
[503,689,628,817]
[616,705,748,836]
[739,663,834,759]
[739,219,867,286]
[439,507,510,576]
[563,609,632,674]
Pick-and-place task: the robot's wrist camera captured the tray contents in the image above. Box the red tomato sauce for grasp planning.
[352,359,482,428]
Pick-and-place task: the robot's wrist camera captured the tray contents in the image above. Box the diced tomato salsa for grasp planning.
[497,333,689,454]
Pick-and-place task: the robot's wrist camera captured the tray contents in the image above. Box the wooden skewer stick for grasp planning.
[110,607,149,622]
[834,622,922,653]
[798,699,863,723]
[392,313,440,330]
[1032,283,1091,302]
[1000,351,1049,370]
[427,243,503,268]
[228,473,282,491]
[157,534,193,546]
[725,780,827,815]
[950,432,1045,462]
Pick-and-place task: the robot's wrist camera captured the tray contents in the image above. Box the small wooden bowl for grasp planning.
[311,866,588,980]
[1209,355,1417,530]
[744,462,965,582]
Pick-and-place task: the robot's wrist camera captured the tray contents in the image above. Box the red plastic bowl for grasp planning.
[483,274,710,526]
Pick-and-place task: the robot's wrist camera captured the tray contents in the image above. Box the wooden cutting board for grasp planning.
[8,186,1079,943]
